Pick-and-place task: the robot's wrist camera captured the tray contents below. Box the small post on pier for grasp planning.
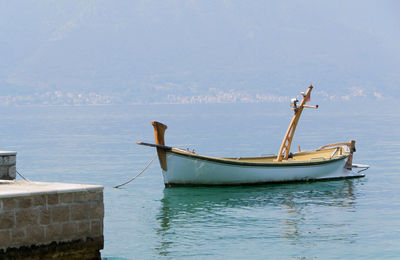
[0,151,17,180]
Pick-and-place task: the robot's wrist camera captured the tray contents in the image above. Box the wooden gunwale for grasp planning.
[137,142,349,167]
[167,148,349,167]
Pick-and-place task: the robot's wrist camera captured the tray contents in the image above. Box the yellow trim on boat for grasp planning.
[171,147,349,165]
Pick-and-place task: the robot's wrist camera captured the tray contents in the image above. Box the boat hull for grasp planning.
[162,151,364,186]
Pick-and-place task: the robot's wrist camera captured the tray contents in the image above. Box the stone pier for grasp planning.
[0,181,104,259]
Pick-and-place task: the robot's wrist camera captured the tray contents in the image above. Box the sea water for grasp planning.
[0,102,399,259]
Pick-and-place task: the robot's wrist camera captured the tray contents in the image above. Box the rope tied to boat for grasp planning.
[17,170,31,182]
[114,154,157,188]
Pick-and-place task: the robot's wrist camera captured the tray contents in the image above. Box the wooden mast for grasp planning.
[276,85,316,162]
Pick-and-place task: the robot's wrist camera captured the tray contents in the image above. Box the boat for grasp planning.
[138,85,369,186]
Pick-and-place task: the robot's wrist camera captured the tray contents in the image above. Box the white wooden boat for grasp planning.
[138,86,369,186]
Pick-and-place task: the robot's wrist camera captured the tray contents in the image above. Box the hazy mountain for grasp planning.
[1,0,399,104]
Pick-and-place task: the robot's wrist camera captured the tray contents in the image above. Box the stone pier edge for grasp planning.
[0,182,104,259]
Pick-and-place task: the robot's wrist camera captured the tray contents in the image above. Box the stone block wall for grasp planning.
[0,187,104,259]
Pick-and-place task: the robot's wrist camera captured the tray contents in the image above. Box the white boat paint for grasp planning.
[161,151,364,186]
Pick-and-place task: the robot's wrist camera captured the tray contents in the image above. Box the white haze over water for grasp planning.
[0,0,399,105]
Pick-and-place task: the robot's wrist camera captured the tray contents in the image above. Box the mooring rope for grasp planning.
[16,170,31,182]
[114,154,157,188]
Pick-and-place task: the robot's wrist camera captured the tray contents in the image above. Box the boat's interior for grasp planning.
[229,147,348,163]
[172,145,350,164]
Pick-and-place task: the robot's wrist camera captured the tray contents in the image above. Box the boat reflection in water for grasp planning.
[155,179,362,257]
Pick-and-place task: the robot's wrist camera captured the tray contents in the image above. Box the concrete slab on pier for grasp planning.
[0,181,103,198]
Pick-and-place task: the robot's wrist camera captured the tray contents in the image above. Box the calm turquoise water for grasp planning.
[1,102,399,259]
